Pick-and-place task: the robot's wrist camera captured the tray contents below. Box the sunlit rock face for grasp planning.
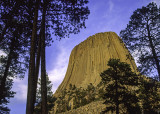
[54,32,137,96]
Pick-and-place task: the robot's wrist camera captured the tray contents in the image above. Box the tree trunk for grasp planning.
[33,33,41,111]
[0,38,15,102]
[115,79,119,114]
[26,0,40,113]
[147,24,160,81]
[41,0,48,113]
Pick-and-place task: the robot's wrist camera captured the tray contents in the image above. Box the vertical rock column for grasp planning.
[54,32,138,96]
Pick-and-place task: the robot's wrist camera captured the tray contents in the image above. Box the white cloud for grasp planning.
[10,40,71,101]
[48,43,70,93]
[12,78,27,102]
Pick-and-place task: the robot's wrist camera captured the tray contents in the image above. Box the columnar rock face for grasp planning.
[54,32,137,96]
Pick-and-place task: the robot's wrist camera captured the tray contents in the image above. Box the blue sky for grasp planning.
[7,0,160,113]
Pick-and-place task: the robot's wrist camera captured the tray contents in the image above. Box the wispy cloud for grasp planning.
[48,43,70,93]
[10,40,71,101]
[12,78,28,102]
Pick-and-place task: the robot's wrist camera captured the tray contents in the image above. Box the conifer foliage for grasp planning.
[34,74,56,113]
[0,0,90,113]
[120,2,160,80]
[100,59,140,114]
[0,0,34,112]
[26,0,90,113]
[139,78,160,113]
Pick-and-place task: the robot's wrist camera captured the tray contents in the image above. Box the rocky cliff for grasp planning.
[54,32,137,96]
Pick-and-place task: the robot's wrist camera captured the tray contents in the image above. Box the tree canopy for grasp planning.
[100,59,140,114]
[120,2,160,80]
[100,59,160,114]
[34,74,56,113]
[24,0,90,113]
[0,0,33,112]
[0,0,90,113]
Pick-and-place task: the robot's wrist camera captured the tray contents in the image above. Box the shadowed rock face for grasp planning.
[54,32,137,96]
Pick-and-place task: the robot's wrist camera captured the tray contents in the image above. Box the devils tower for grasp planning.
[54,32,137,96]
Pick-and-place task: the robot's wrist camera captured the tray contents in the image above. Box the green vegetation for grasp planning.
[34,74,56,114]
[25,0,90,113]
[138,78,160,113]
[1,1,160,113]
[54,83,98,113]
[100,59,140,114]
[52,60,160,114]
[100,59,160,114]
[0,0,90,113]
[120,2,160,80]
[119,2,160,112]
[0,1,33,112]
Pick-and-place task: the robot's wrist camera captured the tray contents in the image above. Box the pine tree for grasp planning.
[34,74,56,113]
[26,0,41,113]
[100,59,140,114]
[0,1,34,112]
[26,0,90,113]
[40,0,48,113]
[86,83,96,103]
[120,2,160,80]
[139,77,160,113]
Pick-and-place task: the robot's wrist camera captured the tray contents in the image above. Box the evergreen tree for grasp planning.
[86,83,96,103]
[79,87,87,106]
[40,0,48,113]
[34,74,56,113]
[56,89,67,113]
[120,2,160,80]
[0,0,34,112]
[100,59,140,114]
[0,76,15,114]
[26,0,41,113]
[139,77,160,113]
[26,0,90,113]
[0,0,34,43]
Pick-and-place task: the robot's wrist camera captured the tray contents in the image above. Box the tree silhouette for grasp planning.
[100,59,140,114]
[120,2,160,80]
[34,74,56,113]
[26,0,90,113]
[139,77,160,113]
[0,1,34,112]
[26,0,40,113]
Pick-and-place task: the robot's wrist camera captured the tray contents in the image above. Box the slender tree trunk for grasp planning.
[32,33,41,111]
[26,0,40,113]
[115,79,119,114]
[147,24,160,81]
[0,38,15,102]
[41,0,48,113]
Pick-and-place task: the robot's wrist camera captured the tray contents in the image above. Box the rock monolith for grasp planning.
[54,32,137,96]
